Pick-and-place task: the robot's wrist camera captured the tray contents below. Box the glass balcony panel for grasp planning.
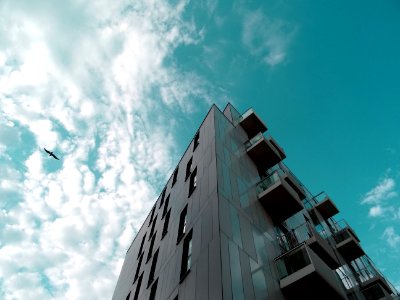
[332,220,365,261]
[256,170,303,224]
[276,245,346,299]
[245,133,286,170]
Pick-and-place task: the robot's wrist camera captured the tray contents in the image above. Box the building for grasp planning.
[112,104,399,300]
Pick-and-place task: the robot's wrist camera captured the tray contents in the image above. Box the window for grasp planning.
[185,157,193,180]
[137,234,146,258]
[149,215,157,240]
[188,167,197,197]
[172,167,179,186]
[162,194,170,218]
[159,188,166,208]
[193,131,200,151]
[134,253,144,283]
[126,292,131,300]
[148,249,159,287]
[147,232,156,262]
[133,272,143,300]
[177,205,188,243]
[180,229,193,281]
[149,206,155,225]
[149,278,158,300]
[162,209,171,239]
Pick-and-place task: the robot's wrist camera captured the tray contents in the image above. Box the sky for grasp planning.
[1,0,400,299]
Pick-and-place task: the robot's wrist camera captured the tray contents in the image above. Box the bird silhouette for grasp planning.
[44,148,60,160]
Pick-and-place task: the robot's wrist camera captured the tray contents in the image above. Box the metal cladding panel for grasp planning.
[196,248,209,300]
[239,247,256,300]
[208,236,223,300]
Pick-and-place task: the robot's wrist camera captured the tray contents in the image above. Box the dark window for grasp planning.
[162,194,170,218]
[126,292,131,300]
[172,167,179,186]
[193,131,200,151]
[149,206,155,225]
[180,230,193,281]
[159,188,166,208]
[185,157,193,180]
[149,215,157,240]
[177,205,188,243]
[162,209,171,239]
[134,253,144,282]
[173,296,178,300]
[147,232,156,262]
[133,272,143,300]
[148,249,159,287]
[138,234,146,258]
[188,167,197,197]
[149,278,158,300]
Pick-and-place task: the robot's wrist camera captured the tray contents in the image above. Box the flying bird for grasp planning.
[44,148,60,160]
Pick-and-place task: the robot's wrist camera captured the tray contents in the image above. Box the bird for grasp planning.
[44,148,60,160]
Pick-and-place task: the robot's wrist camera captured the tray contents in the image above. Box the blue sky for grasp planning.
[1,0,400,298]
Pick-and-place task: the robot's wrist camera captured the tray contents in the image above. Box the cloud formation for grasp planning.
[242,9,297,66]
[383,227,400,248]
[0,0,218,299]
[361,177,397,205]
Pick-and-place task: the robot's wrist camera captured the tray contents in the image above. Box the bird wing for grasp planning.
[44,148,50,154]
[51,153,60,160]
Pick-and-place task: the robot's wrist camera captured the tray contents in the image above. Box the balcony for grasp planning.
[332,220,365,261]
[277,222,340,269]
[307,193,339,224]
[276,244,346,299]
[245,133,286,171]
[256,169,303,223]
[339,256,397,300]
[238,108,267,138]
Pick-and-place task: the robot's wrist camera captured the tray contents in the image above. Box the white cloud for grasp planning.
[362,177,397,205]
[242,9,297,66]
[369,205,384,217]
[383,227,400,248]
[0,0,219,299]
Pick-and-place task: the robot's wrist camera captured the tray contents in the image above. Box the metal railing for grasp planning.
[244,132,264,148]
[255,170,283,194]
[276,222,329,253]
[275,244,312,280]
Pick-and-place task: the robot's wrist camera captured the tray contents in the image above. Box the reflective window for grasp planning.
[177,205,188,243]
[193,132,200,151]
[180,229,193,280]
[188,167,197,196]
[172,167,179,186]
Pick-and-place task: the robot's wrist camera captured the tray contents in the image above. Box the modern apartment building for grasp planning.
[112,104,399,300]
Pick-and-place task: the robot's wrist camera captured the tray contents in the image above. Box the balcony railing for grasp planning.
[337,256,398,299]
[275,244,346,299]
[305,192,339,224]
[331,220,365,261]
[256,167,305,223]
[245,133,286,170]
[276,222,339,268]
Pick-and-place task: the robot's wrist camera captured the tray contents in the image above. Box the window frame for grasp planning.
[172,167,179,186]
[177,205,188,244]
[193,131,200,151]
[180,229,193,282]
[188,167,197,197]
